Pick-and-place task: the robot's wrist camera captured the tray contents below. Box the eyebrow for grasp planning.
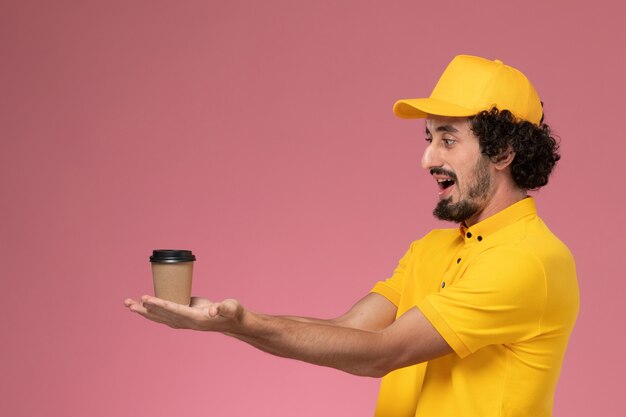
[425,124,459,135]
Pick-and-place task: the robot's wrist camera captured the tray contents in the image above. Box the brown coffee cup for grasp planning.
[149,249,196,305]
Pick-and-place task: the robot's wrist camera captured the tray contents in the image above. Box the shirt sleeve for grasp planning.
[418,246,547,358]
[370,241,419,307]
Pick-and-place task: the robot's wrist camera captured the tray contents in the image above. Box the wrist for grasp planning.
[224,306,256,337]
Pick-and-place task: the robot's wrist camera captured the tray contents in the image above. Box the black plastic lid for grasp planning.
[150,249,196,263]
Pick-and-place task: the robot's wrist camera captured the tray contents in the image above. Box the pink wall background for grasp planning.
[2,1,624,416]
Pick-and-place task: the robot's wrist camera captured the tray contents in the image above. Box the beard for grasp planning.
[433,157,492,223]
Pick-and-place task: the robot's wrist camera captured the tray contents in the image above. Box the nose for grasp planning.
[421,142,442,170]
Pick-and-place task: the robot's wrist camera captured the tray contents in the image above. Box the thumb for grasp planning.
[207,299,241,318]
[216,299,240,319]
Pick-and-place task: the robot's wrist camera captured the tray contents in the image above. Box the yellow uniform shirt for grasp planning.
[371,198,579,417]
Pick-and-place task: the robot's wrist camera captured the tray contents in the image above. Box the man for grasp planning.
[125,55,579,416]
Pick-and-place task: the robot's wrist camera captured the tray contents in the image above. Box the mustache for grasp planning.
[430,167,457,182]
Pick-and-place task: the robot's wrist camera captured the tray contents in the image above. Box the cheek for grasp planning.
[453,167,469,187]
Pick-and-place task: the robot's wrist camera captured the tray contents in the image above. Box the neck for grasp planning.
[464,186,527,227]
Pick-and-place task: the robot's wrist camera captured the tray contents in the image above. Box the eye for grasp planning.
[443,138,456,146]
[425,136,432,144]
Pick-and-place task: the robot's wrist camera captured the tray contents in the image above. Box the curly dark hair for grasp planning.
[469,107,560,190]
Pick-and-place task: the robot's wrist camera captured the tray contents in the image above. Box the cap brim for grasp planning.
[393,98,477,119]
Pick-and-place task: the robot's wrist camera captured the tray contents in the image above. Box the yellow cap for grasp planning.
[393,55,543,125]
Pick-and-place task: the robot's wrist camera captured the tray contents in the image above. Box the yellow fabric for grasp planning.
[371,198,579,417]
[393,55,543,125]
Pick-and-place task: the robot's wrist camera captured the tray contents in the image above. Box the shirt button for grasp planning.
[477,236,483,241]
[457,258,461,263]
[441,282,446,288]
[466,232,472,238]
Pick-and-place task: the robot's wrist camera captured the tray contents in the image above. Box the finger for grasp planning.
[124,298,138,307]
[127,297,150,314]
[141,296,178,313]
[125,298,149,313]
[144,298,210,325]
[144,297,188,315]
[208,303,221,317]
[128,299,183,326]
[133,307,179,328]
[128,302,149,314]
[123,296,185,329]
[144,301,178,318]
[141,294,159,304]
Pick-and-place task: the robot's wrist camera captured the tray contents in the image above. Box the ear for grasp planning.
[491,146,515,171]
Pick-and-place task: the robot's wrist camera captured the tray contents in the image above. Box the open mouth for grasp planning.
[437,178,455,192]
[437,178,454,196]
[430,168,457,197]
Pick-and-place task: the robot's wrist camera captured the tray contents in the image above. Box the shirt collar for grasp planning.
[459,197,537,243]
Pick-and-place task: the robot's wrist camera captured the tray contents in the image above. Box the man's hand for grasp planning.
[124,292,451,377]
[124,296,244,332]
